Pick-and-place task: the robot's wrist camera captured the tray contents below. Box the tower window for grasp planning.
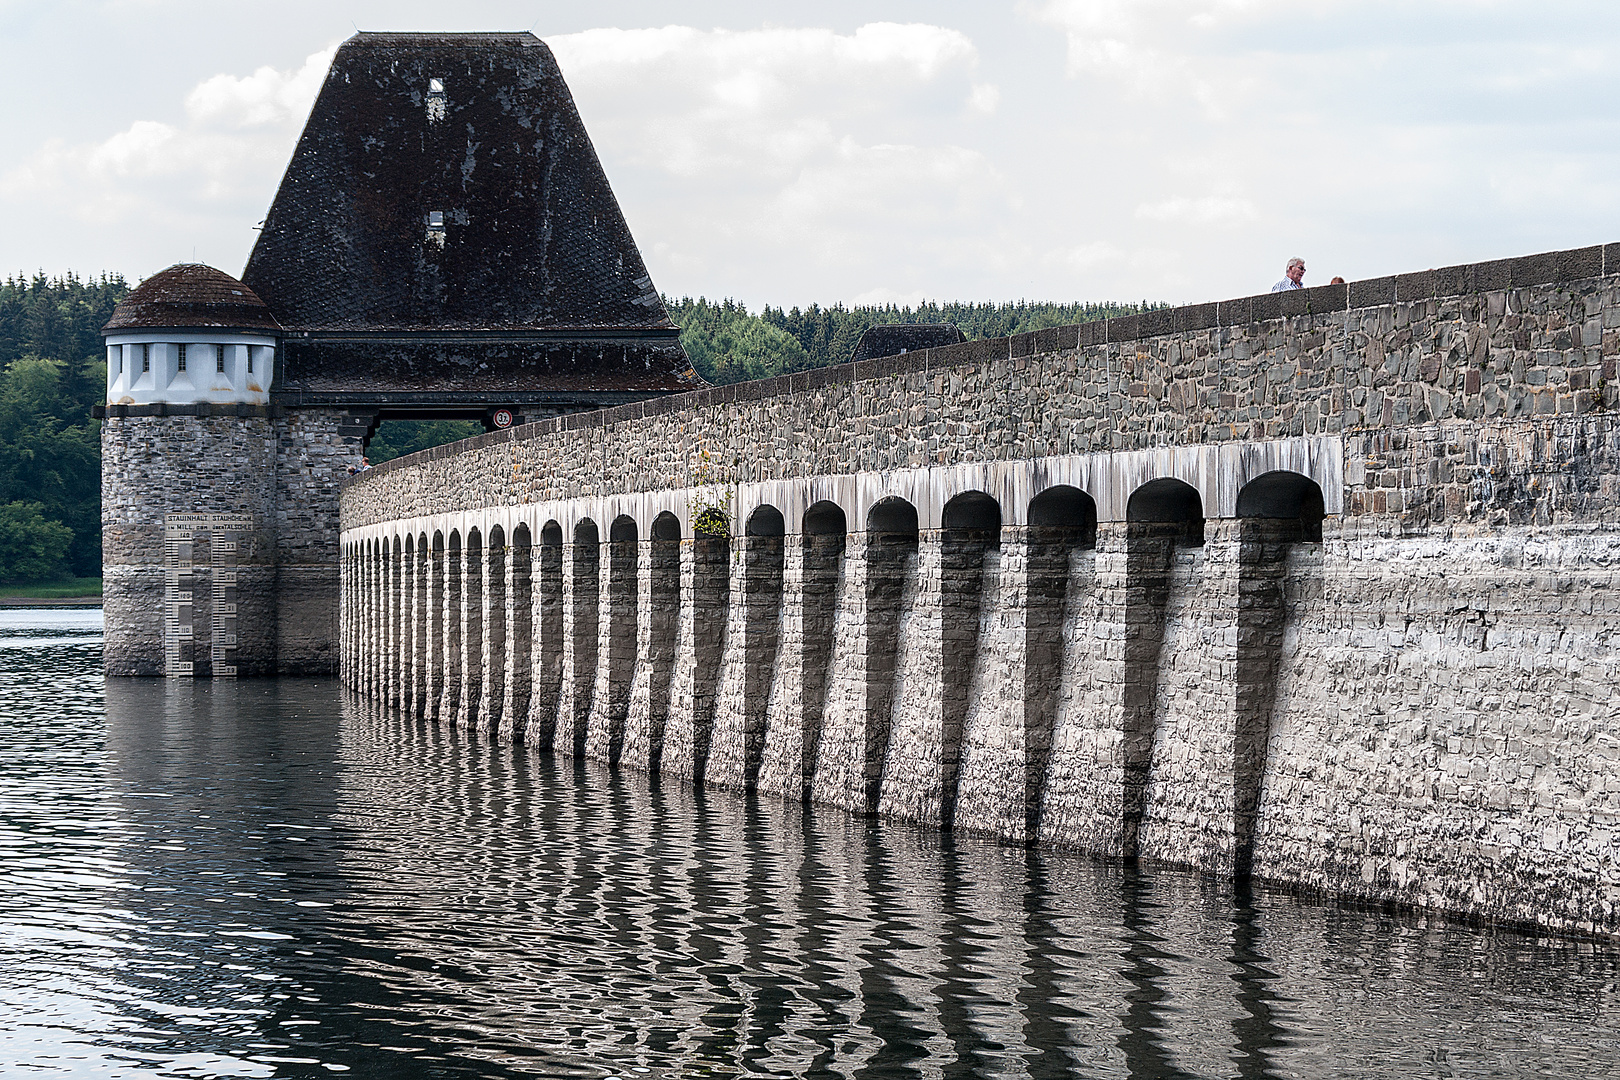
[177,344,187,372]
[142,344,150,373]
[247,348,254,374]
[216,345,226,373]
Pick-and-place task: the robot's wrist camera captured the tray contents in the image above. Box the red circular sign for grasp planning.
[492,408,514,429]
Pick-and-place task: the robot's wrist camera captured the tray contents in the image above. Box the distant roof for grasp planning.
[241,31,674,336]
[850,323,966,364]
[103,264,281,333]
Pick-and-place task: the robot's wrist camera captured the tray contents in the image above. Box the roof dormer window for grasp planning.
[426,210,447,248]
[426,78,447,122]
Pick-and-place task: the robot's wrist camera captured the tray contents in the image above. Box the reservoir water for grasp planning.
[2,608,1618,1078]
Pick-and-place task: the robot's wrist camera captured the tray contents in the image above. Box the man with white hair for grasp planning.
[1271,258,1306,291]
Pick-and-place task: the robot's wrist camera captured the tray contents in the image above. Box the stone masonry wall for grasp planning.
[340,245,1620,939]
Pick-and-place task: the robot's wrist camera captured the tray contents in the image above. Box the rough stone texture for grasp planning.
[339,255,1620,939]
[103,414,278,676]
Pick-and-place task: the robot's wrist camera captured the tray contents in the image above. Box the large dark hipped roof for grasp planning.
[103,264,281,333]
[242,31,674,336]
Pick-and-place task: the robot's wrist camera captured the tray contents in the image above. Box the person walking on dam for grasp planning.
[1271,257,1306,291]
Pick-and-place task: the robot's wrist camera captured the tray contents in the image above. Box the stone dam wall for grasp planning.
[340,244,1620,939]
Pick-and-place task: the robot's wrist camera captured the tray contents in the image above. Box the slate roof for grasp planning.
[242,31,691,400]
[850,323,965,364]
[103,264,282,333]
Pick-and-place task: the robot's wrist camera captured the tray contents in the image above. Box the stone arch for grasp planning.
[862,495,918,812]
[1029,484,1098,547]
[482,524,508,735]
[426,529,445,720]
[440,529,463,722]
[938,490,1002,826]
[795,500,847,798]
[1237,470,1325,543]
[1127,478,1204,546]
[506,522,533,742]
[1023,484,1099,839]
[867,496,918,537]
[739,503,787,789]
[643,510,683,771]
[651,510,682,542]
[746,504,785,537]
[803,500,847,537]
[598,514,640,765]
[531,520,565,748]
[566,518,601,755]
[1120,478,1204,858]
[388,534,404,709]
[1230,469,1326,876]
[461,527,484,729]
[688,502,731,781]
[941,490,1001,535]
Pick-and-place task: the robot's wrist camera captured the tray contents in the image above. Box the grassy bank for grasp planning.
[0,577,102,599]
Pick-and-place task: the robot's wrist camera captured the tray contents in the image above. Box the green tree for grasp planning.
[0,501,73,583]
[367,419,486,464]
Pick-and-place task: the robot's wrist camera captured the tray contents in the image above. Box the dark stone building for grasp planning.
[101,32,689,676]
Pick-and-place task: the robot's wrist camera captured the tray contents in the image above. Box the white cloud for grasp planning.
[548,22,1009,298]
[185,48,335,129]
[1135,195,1257,227]
[0,45,337,269]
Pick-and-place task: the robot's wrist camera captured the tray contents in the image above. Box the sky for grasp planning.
[3,0,1619,308]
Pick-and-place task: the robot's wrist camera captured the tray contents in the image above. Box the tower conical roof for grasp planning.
[244,32,671,334]
[104,264,280,333]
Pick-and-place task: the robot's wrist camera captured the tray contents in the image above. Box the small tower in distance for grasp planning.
[101,265,283,676]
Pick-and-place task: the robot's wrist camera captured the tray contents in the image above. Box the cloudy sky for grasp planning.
[3,0,1617,307]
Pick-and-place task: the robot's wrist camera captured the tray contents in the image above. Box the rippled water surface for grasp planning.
[3,609,1619,1078]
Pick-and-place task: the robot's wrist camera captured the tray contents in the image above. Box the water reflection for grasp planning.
[0,610,1617,1078]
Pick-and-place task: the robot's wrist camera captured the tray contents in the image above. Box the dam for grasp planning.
[340,243,1620,941]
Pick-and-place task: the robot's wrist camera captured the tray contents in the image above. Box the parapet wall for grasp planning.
[341,244,1620,939]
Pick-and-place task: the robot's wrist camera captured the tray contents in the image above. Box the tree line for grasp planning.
[0,275,1160,581]
[0,273,125,583]
[666,296,1164,385]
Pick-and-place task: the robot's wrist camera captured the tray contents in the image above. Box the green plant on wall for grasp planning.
[689,444,732,538]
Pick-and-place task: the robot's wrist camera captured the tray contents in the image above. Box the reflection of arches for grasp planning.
[1231,470,1324,875]
[643,511,683,770]
[507,523,533,741]
[531,521,565,748]
[798,501,847,798]
[863,496,918,811]
[940,491,1001,826]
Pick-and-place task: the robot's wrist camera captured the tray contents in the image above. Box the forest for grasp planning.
[0,277,1156,583]
[0,273,126,585]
